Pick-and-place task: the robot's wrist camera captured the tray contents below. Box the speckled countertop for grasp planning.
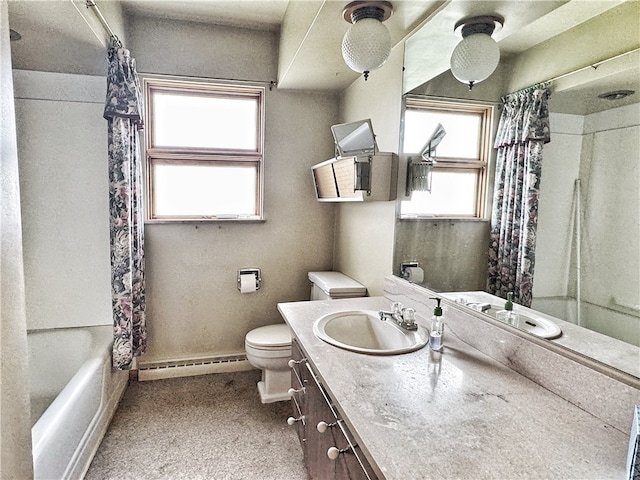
[278,296,629,480]
[440,290,640,379]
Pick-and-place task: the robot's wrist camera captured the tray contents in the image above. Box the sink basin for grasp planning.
[313,310,428,355]
[441,292,563,340]
[483,306,562,339]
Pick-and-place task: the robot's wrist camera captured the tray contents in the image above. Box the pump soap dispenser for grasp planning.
[496,292,519,326]
[429,297,444,351]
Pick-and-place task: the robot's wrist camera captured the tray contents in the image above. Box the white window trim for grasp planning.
[142,76,266,223]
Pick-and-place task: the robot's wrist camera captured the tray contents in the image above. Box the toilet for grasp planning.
[244,271,367,403]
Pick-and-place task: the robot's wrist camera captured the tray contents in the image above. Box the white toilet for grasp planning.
[244,271,367,403]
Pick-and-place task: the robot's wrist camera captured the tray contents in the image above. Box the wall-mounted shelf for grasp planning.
[311,152,398,203]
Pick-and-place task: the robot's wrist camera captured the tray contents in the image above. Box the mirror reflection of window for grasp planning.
[404,171,478,216]
[401,98,493,218]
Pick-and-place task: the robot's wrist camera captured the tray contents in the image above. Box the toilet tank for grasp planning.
[308,271,367,300]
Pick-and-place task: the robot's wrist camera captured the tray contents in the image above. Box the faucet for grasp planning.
[379,303,418,331]
[468,302,491,313]
[455,297,491,313]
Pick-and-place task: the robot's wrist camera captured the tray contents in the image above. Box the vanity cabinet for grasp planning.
[289,338,379,480]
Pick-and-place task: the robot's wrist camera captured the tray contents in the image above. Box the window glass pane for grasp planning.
[403,110,481,159]
[153,163,257,216]
[152,92,258,150]
[401,171,477,216]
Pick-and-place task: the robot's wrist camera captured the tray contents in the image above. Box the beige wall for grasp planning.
[393,220,490,292]
[0,1,33,475]
[14,71,112,331]
[505,2,640,93]
[127,16,338,363]
[333,45,404,297]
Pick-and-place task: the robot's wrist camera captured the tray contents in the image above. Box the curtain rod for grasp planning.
[501,81,551,101]
[503,47,639,101]
[139,72,278,91]
[85,0,122,46]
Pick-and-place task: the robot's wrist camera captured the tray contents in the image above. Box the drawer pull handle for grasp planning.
[288,387,306,396]
[316,421,337,433]
[287,415,305,426]
[288,358,307,368]
[327,446,350,460]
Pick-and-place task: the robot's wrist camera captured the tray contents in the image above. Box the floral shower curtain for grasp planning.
[487,87,551,307]
[103,38,146,370]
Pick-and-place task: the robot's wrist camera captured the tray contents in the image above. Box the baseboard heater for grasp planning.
[138,353,253,381]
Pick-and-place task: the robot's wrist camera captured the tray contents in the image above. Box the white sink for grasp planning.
[313,310,428,355]
[440,292,562,340]
[483,305,562,339]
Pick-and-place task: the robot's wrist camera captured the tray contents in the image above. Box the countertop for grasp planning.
[278,296,629,480]
[440,290,640,379]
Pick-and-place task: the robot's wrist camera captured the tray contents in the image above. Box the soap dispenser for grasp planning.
[429,297,444,351]
[496,292,519,326]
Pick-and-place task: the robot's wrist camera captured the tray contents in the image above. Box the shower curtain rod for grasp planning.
[502,81,552,100]
[85,0,122,46]
[503,47,640,101]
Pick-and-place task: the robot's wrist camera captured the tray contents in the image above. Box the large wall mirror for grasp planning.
[394,1,639,381]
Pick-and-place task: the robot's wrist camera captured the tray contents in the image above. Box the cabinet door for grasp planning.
[304,362,338,480]
[332,423,379,480]
[290,339,379,480]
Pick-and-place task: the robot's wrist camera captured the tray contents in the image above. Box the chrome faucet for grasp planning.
[468,302,492,313]
[379,303,418,331]
[455,297,491,313]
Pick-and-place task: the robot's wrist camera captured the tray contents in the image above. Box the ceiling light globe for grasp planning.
[342,17,391,74]
[450,33,500,85]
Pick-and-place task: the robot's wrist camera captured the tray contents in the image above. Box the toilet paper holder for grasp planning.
[400,262,420,280]
[238,268,261,291]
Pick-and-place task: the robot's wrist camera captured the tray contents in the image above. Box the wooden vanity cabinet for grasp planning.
[290,338,379,480]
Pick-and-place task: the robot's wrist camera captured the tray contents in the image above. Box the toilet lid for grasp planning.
[245,324,291,348]
[308,271,367,296]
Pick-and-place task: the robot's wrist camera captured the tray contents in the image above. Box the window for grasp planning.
[144,78,264,221]
[400,97,494,218]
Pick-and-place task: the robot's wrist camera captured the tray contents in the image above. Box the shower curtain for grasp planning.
[103,38,146,370]
[487,87,550,307]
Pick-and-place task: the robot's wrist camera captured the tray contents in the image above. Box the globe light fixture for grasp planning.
[341,1,393,81]
[450,15,504,90]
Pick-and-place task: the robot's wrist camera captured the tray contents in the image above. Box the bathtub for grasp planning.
[531,296,640,347]
[28,325,128,480]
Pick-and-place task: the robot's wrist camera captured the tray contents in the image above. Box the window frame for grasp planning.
[400,96,495,219]
[143,77,265,222]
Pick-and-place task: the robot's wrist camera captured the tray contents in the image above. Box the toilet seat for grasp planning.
[245,324,291,351]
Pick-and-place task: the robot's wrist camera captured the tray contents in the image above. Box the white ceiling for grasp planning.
[120,0,289,31]
[7,0,639,112]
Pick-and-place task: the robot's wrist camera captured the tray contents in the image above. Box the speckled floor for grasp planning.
[85,370,307,480]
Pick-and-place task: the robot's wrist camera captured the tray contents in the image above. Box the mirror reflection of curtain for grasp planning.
[487,88,551,306]
[103,38,146,370]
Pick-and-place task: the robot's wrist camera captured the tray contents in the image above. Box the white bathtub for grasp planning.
[531,296,640,347]
[28,325,128,480]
